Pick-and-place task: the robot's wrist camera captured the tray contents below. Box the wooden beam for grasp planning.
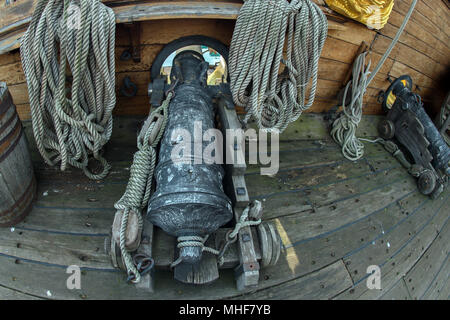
[114,1,242,23]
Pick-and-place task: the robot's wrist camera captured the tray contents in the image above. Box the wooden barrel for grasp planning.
[0,82,36,227]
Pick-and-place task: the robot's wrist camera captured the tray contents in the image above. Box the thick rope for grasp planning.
[20,0,116,179]
[228,205,261,239]
[170,203,262,268]
[330,53,371,161]
[330,0,418,161]
[114,93,171,283]
[170,235,221,269]
[229,0,327,132]
[170,205,261,268]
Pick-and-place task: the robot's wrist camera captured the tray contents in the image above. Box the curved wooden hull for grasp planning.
[0,0,448,300]
[0,114,448,299]
[0,0,448,119]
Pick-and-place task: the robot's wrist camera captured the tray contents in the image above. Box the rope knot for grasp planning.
[176,236,206,248]
[170,235,221,268]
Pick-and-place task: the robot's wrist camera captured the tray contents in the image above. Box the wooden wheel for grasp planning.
[417,170,437,195]
[257,222,273,267]
[257,222,282,267]
[378,119,395,139]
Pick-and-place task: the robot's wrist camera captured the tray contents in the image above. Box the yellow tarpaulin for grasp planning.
[325,0,394,29]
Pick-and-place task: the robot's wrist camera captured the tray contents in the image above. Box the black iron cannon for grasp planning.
[147,51,233,267]
[378,75,450,197]
[107,37,282,290]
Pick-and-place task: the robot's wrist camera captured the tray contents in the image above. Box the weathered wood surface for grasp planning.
[0,0,347,55]
[0,84,36,227]
[334,190,449,300]
[113,1,242,23]
[233,260,353,300]
[403,219,449,300]
[0,114,447,299]
[0,285,41,300]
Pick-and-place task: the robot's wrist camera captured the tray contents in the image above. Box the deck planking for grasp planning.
[0,285,42,300]
[335,190,449,299]
[403,220,450,300]
[0,114,448,299]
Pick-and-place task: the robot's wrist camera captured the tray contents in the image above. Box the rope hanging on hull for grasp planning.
[330,53,371,161]
[114,94,171,283]
[330,0,418,161]
[229,0,328,132]
[20,0,116,179]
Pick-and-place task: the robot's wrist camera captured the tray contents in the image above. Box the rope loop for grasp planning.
[169,199,263,269]
[330,0,418,161]
[229,0,327,132]
[113,92,172,283]
[228,206,262,240]
[21,0,116,179]
[330,53,370,161]
[170,235,221,269]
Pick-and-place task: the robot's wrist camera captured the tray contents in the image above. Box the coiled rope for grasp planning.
[20,0,116,179]
[114,93,171,283]
[170,203,262,269]
[229,0,327,132]
[330,0,418,161]
[170,235,220,269]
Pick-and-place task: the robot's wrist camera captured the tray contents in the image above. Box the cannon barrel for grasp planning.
[147,51,233,265]
[393,84,450,171]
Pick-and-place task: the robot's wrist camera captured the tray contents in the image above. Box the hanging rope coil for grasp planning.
[20,0,116,179]
[330,53,371,161]
[114,93,171,283]
[229,0,327,132]
[330,0,418,161]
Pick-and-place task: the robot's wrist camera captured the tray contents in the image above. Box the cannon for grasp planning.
[106,37,282,291]
[378,75,450,198]
[147,50,234,278]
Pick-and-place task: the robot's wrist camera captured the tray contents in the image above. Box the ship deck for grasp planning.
[0,114,448,300]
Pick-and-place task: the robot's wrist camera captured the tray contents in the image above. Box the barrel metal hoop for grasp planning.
[0,111,19,137]
[0,119,22,163]
[0,91,12,117]
[0,200,35,227]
